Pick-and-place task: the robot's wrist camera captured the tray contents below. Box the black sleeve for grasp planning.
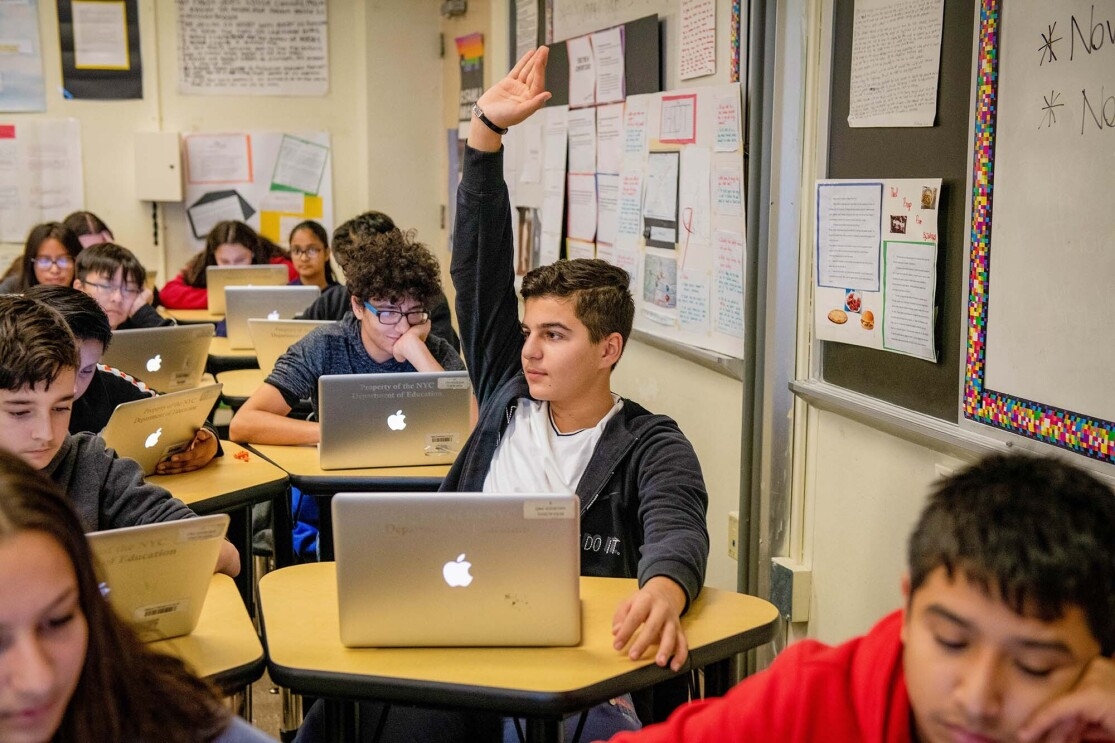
[428,289,461,352]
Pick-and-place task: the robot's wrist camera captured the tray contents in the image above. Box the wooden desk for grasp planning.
[260,565,779,743]
[247,444,448,563]
[207,336,261,376]
[215,368,267,408]
[151,573,265,693]
[161,307,223,324]
[150,441,288,610]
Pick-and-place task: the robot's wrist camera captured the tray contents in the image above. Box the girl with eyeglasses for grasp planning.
[0,222,84,294]
[287,220,339,291]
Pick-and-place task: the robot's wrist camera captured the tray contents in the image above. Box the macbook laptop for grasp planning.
[318,371,472,470]
[101,324,214,393]
[204,264,288,314]
[87,514,229,641]
[248,318,333,375]
[225,285,321,349]
[101,383,223,475]
[332,491,581,647]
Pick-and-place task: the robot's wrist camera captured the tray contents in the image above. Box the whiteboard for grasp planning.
[964,0,1115,463]
[552,0,674,42]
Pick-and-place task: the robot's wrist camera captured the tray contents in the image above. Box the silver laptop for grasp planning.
[225,285,321,349]
[87,514,229,641]
[101,324,214,393]
[248,318,333,375]
[318,371,472,470]
[333,491,581,647]
[101,383,223,475]
[204,264,288,314]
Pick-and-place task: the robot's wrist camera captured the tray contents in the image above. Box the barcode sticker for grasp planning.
[134,598,188,622]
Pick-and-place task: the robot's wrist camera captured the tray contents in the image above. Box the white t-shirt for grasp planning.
[483,395,623,494]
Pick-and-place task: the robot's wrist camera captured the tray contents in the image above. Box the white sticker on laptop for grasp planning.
[178,521,225,542]
[425,433,460,454]
[524,500,576,519]
[135,598,189,622]
[437,376,471,390]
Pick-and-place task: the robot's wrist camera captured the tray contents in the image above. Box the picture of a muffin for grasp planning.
[861,310,874,330]
[827,309,848,325]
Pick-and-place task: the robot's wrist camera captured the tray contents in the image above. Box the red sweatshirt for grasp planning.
[159,256,297,309]
[605,611,912,743]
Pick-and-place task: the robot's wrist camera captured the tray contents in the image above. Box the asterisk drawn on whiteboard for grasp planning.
[1038,22,1061,65]
[1039,90,1064,129]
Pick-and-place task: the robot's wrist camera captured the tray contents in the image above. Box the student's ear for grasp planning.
[72,278,82,290]
[599,332,623,368]
[350,294,363,317]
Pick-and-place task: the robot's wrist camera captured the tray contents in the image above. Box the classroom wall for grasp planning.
[3,0,442,289]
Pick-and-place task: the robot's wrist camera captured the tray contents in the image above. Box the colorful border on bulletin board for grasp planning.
[963,0,1115,464]
[730,0,741,83]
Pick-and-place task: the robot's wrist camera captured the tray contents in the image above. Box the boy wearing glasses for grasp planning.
[228,226,464,445]
[73,242,170,330]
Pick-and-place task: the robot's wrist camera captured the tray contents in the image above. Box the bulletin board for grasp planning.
[962,0,1115,464]
[181,130,334,249]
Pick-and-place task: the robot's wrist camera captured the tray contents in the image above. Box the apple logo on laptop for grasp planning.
[387,410,407,431]
[144,427,163,449]
[267,310,280,320]
[146,354,162,373]
[442,554,473,587]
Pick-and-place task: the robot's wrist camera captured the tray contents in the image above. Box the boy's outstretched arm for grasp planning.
[1018,656,1115,743]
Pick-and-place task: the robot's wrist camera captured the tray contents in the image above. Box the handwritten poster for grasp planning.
[814,177,941,361]
[679,0,716,80]
[176,0,328,96]
[0,119,84,242]
[848,0,944,127]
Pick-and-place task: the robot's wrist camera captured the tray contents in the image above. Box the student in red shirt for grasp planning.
[160,220,296,310]
[605,453,1115,743]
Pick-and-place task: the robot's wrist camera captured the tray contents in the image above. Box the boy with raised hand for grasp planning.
[605,453,1115,743]
[0,294,239,576]
[448,46,709,729]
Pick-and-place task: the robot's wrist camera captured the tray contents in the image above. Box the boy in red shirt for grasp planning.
[606,453,1115,743]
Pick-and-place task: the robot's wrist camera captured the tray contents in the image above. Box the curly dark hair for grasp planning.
[343,228,442,306]
[331,211,397,270]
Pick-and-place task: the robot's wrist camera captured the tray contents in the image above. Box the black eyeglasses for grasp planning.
[291,246,322,258]
[82,280,141,300]
[34,256,73,270]
[363,301,430,326]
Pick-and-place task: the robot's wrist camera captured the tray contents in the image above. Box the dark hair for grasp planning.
[908,453,1115,654]
[14,222,83,291]
[25,284,113,351]
[0,295,78,391]
[343,228,442,306]
[289,220,336,284]
[0,450,231,742]
[63,210,113,246]
[521,258,634,352]
[331,211,396,270]
[181,220,289,287]
[74,242,147,289]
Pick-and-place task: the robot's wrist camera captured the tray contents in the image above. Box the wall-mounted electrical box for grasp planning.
[134,132,183,202]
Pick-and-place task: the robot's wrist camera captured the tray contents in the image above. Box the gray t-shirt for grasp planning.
[265,313,465,414]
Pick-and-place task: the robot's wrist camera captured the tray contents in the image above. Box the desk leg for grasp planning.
[315,494,335,561]
[323,699,358,742]
[273,486,295,568]
[702,657,735,697]
[228,507,253,615]
[524,717,564,743]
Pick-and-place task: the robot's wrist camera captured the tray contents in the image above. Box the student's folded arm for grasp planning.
[215,541,241,578]
[94,445,197,530]
[229,383,320,446]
